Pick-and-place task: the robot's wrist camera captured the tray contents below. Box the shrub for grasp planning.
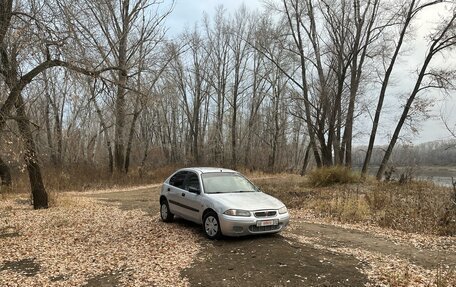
[308,166,359,187]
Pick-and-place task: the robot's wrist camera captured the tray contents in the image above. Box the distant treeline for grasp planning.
[353,140,456,167]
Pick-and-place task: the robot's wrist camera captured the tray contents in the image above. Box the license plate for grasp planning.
[256,219,278,227]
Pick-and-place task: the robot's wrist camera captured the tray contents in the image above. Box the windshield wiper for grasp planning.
[237,190,255,193]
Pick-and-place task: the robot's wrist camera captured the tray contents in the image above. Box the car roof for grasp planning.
[180,167,237,174]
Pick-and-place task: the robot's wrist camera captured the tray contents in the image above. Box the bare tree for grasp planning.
[264,0,381,167]
[243,14,270,168]
[203,7,230,164]
[228,6,251,168]
[341,0,380,167]
[362,0,445,176]
[65,0,172,173]
[0,0,119,208]
[377,7,456,179]
[441,110,456,148]
[0,0,13,187]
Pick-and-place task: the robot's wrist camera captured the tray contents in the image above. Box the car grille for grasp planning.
[254,210,277,217]
[249,224,281,233]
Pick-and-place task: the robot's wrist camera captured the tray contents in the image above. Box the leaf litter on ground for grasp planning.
[0,194,200,287]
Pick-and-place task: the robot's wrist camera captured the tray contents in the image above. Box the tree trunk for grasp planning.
[92,86,114,174]
[269,86,281,172]
[114,0,130,173]
[99,121,113,174]
[318,134,333,167]
[231,95,238,168]
[54,103,63,166]
[0,0,13,45]
[15,94,48,209]
[342,0,377,168]
[289,0,322,168]
[192,95,201,164]
[215,95,224,164]
[343,61,359,168]
[243,52,265,168]
[0,156,12,187]
[125,108,140,173]
[138,137,149,178]
[362,1,414,176]
[376,70,426,180]
[45,98,58,165]
[114,79,127,172]
[300,143,312,176]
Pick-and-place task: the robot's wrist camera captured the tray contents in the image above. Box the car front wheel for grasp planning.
[160,200,174,222]
[203,211,221,239]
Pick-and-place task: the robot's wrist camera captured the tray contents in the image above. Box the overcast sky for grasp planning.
[165,0,456,145]
[165,0,263,34]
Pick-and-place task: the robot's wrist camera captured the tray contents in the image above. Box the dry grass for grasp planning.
[368,181,456,236]
[255,174,456,236]
[9,164,179,193]
[434,265,455,287]
[6,164,283,196]
[9,164,279,195]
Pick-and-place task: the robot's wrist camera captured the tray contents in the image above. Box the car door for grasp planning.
[180,172,203,223]
[166,171,188,217]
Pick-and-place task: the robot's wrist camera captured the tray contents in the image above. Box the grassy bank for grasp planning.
[254,169,456,236]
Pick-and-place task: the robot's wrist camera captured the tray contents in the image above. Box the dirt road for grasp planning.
[89,187,456,287]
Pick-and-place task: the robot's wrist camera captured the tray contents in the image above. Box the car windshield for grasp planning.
[201,173,258,194]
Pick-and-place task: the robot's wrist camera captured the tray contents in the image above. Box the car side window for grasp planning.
[183,172,201,193]
[169,171,188,189]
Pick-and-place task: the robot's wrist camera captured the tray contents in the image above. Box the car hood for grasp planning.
[206,192,284,211]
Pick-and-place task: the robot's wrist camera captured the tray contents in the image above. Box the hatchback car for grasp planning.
[159,167,289,239]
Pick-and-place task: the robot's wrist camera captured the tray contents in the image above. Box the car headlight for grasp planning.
[223,209,251,217]
[278,206,288,214]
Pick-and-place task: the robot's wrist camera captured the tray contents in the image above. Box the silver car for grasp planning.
[159,167,289,239]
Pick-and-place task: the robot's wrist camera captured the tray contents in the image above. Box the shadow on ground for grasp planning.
[0,258,40,277]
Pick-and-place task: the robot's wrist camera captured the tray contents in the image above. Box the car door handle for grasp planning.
[181,193,185,197]
[167,188,170,191]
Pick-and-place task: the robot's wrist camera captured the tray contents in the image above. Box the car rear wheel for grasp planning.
[203,212,221,239]
[160,200,174,222]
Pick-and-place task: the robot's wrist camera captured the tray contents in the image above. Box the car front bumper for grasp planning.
[219,212,290,237]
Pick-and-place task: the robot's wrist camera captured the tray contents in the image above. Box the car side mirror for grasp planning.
[188,186,201,194]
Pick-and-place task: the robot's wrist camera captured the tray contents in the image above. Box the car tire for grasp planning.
[203,211,222,240]
[160,200,174,222]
